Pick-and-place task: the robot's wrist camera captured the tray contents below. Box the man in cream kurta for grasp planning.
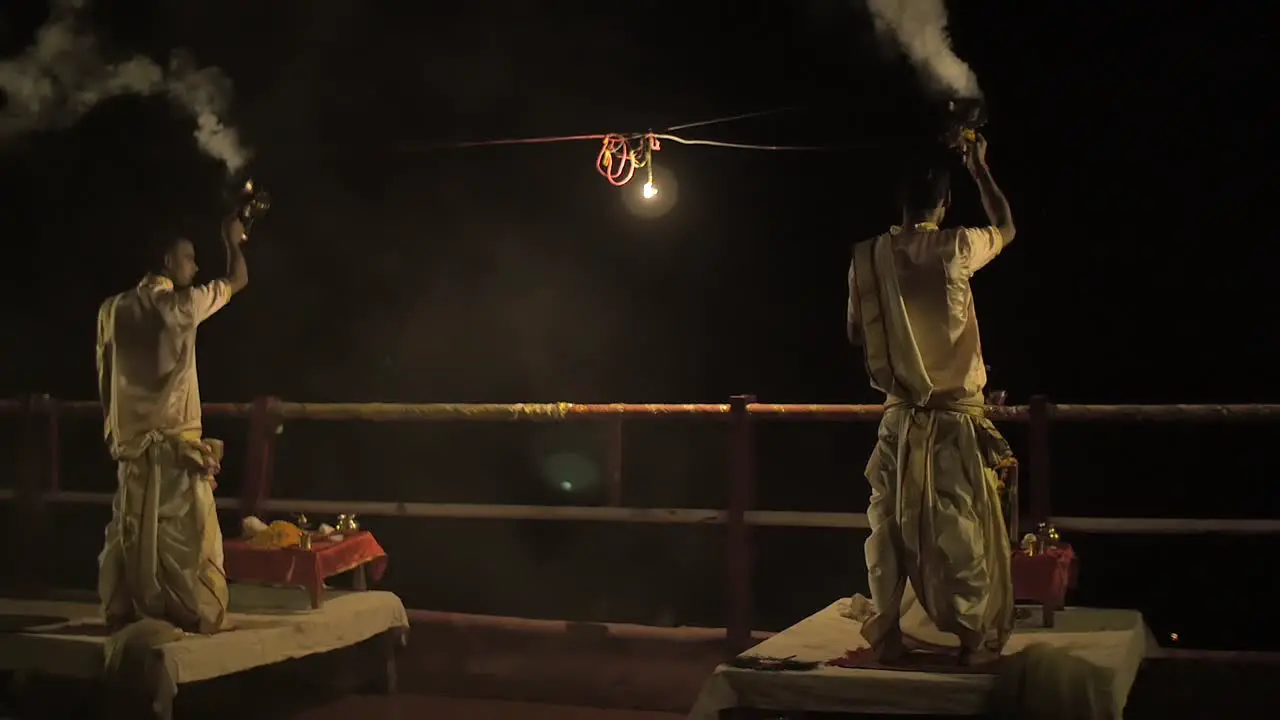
[847,135,1018,665]
[97,218,249,634]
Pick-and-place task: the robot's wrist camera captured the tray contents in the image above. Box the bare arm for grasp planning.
[965,134,1016,245]
[847,260,863,346]
[222,215,249,294]
[158,216,246,329]
[96,299,113,433]
[848,318,862,346]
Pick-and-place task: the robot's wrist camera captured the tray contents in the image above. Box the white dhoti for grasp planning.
[847,224,1015,655]
[861,400,1014,653]
[98,431,229,634]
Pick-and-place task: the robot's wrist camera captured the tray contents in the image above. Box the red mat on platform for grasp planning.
[826,648,1001,675]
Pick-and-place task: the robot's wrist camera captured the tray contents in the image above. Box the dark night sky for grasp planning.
[2,1,1277,649]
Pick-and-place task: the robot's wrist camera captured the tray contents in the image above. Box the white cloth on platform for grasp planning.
[96,274,234,633]
[847,225,1013,654]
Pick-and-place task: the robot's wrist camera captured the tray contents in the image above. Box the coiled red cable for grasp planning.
[595,133,661,187]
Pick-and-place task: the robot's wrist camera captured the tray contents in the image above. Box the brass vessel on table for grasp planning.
[1036,521,1060,547]
[1020,532,1040,557]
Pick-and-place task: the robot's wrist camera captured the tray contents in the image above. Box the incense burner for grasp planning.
[941,98,988,150]
[232,177,272,236]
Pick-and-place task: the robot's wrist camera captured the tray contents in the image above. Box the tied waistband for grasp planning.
[112,430,222,475]
[884,395,987,419]
[884,395,1014,474]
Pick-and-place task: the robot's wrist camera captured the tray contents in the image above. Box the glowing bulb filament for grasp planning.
[642,181,658,199]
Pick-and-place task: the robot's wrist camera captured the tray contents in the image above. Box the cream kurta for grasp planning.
[848,224,1014,654]
[96,274,233,633]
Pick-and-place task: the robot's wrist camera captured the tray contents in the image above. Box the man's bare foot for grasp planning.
[875,635,909,664]
[957,646,1000,667]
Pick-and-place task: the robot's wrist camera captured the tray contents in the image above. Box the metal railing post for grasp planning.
[725,394,758,656]
[11,394,50,594]
[241,396,282,519]
[46,396,61,494]
[1028,395,1053,525]
[604,418,624,506]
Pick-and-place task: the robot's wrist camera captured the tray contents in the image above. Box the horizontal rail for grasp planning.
[275,402,737,422]
[4,399,1280,422]
[0,399,253,417]
[22,586,1280,663]
[1153,648,1280,664]
[403,608,778,644]
[395,610,1280,663]
[21,584,1280,661]
[1051,516,1280,535]
[0,490,870,527]
[394,609,1280,663]
[4,490,1278,535]
[1050,404,1280,421]
[749,403,1027,421]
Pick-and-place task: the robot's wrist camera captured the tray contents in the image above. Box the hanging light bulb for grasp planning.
[642,141,658,199]
[620,135,676,218]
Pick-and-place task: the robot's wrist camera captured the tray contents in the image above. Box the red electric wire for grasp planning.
[402,108,855,189]
[448,133,609,148]
[596,134,633,186]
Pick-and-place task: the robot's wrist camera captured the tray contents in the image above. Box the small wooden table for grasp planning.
[223,531,389,608]
[1011,543,1077,627]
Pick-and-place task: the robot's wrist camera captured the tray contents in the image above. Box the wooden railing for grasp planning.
[3,395,1280,654]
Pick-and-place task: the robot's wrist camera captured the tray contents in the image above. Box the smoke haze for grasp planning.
[865,0,981,99]
[0,0,249,173]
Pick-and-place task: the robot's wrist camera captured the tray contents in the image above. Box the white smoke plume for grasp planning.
[0,0,250,173]
[865,0,981,100]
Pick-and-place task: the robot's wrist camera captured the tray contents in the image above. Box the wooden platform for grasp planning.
[688,599,1150,718]
[294,695,681,720]
[0,587,408,718]
[4,592,1280,719]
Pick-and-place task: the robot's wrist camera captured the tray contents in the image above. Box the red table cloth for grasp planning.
[223,531,389,608]
[1011,543,1076,604]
